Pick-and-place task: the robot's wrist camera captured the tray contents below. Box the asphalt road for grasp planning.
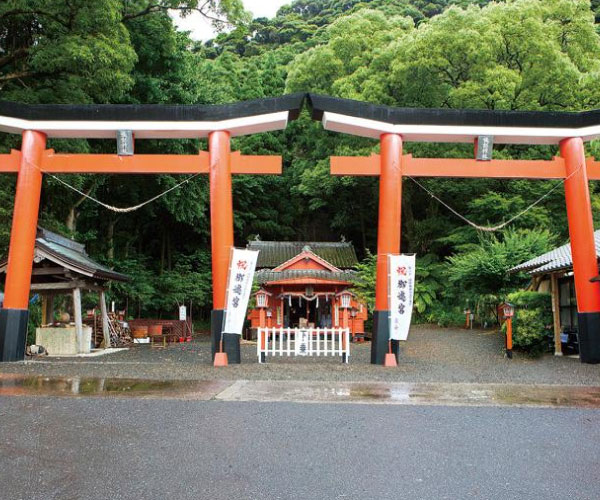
[1,398,599,500]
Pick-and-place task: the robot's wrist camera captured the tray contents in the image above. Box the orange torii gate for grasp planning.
[2,93,600,366]
[308,94,600,365]
[0,95,304,362]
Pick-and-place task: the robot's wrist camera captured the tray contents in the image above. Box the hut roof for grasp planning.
[510,230,600,276]
[0,227,129,283]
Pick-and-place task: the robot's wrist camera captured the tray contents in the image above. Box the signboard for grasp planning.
[116,130,134,156]
[223,248,259,335]
[179,305,187,321]
[388,254,416,341]
[295,329,309,356]
[476,135,494,161]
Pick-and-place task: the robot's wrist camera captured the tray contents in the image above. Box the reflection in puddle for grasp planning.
[1,375,600,408]
[234,381,600,408]
[0,375,225,399]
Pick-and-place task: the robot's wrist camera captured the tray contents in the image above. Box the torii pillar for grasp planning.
[561,137,600,363]
[331,134,403,365]
[209,130,237,363]
[0,131,46,361]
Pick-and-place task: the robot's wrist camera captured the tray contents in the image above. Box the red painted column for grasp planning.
[560,137,600,363]
[372,133,403,364]
[208,131,240,363]
[0,130,46,361]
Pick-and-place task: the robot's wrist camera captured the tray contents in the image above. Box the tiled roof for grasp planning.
[510,229,600,275]
[248,241,358,269]
[255,269,357,285]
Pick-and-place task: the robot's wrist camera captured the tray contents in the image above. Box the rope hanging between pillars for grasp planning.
[26,159,203,213]
[406,160,584,232]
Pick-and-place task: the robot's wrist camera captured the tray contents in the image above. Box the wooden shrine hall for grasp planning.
[246,241,367,339]
[0,227,129,353]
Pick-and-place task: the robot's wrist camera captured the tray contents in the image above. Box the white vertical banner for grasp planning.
[388,254,416,341]
[223,248,259,335]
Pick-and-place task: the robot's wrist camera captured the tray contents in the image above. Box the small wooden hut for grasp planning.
[510,229,600,355]
[0,228,129,353]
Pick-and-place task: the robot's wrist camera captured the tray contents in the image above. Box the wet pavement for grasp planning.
[2,374,600,408]
[1,397,599,500]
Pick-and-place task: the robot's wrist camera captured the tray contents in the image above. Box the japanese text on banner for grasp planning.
[388,254,416,341]
[223,248,259,335]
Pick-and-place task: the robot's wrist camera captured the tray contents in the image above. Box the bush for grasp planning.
[418,302,466,327]
[503,291,552,356]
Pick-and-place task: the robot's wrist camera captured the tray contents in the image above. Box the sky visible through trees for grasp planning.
[1,0,600,325]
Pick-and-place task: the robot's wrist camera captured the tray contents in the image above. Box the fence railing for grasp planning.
[257,327,350,364]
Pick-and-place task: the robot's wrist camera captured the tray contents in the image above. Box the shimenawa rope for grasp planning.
[406,160,583,232]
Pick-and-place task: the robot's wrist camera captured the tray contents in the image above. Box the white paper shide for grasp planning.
[388,254,416,341]
[223,248,259,335]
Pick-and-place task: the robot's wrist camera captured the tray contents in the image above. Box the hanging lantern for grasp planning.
[256,290,268,308]
[340,291,352,309]
[500,302,514,319]
[288,295,292,307]
[316,296,319,308]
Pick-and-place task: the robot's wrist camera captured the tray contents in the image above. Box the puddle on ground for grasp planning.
[1,375,600,408]
[0,374,228,400]
[216,380,600,408]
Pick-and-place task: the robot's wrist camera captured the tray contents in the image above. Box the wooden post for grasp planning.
[41,294,55,325]
[506,318,513,359]
[41,295,48,326]
[46,294,54,326]
[72,287,83,354]
[551,273,562,356]
[100,290,110,348]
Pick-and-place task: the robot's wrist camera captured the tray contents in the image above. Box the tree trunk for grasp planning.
[160,228,166,275]
[107,218,115,261]
[66,207,76,232]
[65,184,95,233]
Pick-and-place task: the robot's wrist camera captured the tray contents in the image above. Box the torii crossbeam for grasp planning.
[0,94,304,362]
[309,93,600,365]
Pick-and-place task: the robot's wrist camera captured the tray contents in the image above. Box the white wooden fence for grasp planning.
[257,327,350,363]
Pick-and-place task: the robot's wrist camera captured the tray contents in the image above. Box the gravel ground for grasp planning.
[1,324,599,385]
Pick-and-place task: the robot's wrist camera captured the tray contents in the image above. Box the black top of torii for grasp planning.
[1,93,599,145]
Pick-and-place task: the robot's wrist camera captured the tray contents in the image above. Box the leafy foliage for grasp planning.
[446,230,555,297]
[504,291,553,355]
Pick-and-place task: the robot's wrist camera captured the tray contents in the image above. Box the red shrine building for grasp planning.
[246,241,367,338]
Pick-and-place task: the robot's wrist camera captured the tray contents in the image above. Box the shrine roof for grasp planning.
[255,269,357,285]
[247,241,359,269]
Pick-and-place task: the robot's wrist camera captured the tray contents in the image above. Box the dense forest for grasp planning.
[1,0,600,326]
